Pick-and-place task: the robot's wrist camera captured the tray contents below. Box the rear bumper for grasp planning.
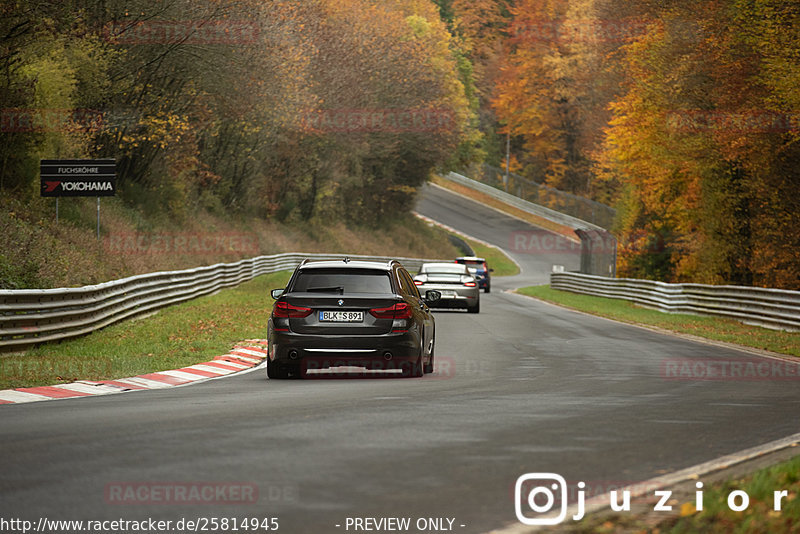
[418,283,479,309]
[268,329,420,369]
[431,299,473,309]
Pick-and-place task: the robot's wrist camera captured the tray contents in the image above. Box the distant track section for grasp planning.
[442,172,617,277]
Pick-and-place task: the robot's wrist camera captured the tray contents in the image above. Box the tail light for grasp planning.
[273,301,313,318]
[414,280,423,286]
[369,302,412,320]
[464,281,477,287]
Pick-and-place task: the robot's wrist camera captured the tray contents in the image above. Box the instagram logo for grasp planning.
[514,473,569,525]
[514,472,790,525]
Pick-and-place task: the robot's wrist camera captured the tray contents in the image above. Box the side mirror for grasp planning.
[270,289,285,299]
[424,290,442,303]
[489,268,494,272]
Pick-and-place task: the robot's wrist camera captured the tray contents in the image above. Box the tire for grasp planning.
[424,341,435,374]
[468,301,480,314]
[484,285,490,293]
[405,359,423,377]
[267,358,291,379]
[402,343,425,378]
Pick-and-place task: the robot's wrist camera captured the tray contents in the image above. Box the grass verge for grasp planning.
[659,455,800,534]
[561,453,800,534]
[517,285,800,357]
[0,271,291,390]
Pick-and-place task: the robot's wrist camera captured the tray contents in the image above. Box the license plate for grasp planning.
[319,311,364,322]
[440,290,457,298]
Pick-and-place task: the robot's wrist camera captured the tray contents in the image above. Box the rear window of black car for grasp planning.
[292,268,393,294]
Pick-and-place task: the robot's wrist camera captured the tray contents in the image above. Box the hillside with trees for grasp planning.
[2,0,798,289]
[439,0,799,289]
[0,0,477,287]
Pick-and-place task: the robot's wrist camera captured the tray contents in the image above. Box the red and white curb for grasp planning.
[0,340,268,405]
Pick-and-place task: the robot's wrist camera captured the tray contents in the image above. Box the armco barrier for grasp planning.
[0,253,443,349]
[551,271,800,331]
[464,163,617,230]
[444,172,617,277]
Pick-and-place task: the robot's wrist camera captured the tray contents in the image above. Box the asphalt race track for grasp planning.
[1,184,799,533]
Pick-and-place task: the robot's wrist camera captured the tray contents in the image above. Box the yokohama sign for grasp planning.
[40,159,116,197]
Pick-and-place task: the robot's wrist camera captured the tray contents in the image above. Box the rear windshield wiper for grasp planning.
[306,286,345,294]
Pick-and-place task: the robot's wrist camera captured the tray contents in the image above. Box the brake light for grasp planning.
[369,302,412,320]
[414,280,423,285]
[464,281,477,287]
[272,301,313,318]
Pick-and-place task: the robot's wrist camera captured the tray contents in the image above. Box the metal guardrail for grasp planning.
[444,172,617,277]
[469,164,617,230]
[446,171,599,231]
[551,272,800,331]
[0,253,443,349]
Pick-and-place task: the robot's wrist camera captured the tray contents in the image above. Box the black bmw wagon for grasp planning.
[267,258,441,379]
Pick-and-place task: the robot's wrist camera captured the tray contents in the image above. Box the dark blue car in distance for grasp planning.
[455,256,493,293]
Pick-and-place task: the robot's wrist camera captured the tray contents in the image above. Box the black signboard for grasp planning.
[40,159,116,197]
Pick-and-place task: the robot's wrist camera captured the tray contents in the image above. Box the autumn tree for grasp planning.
[1,0,476,228]
[599,0,800,288]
